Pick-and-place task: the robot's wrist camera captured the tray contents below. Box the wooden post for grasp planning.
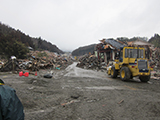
[12,59,15,73]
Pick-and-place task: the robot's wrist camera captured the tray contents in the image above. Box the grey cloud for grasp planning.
[0,0,160,51]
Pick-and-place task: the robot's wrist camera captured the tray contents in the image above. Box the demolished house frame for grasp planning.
[95,38,125,63]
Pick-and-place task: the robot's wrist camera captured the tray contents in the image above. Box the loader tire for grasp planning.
[120,67,131,81]
[111,66,118,78]
[139,75,150,82]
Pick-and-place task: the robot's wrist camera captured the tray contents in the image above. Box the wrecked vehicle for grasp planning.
[107,46,153,82]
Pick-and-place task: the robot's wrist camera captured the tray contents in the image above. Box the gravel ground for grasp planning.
[1,62,160,120]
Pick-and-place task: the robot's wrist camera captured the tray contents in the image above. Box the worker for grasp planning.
[0,79,24,120]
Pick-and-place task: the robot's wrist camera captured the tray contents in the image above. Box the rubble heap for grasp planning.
[76,54,107,70]
[150,48,160,68]
[0,51,73,72]
[150,48,160,80]
[19,56,73,71]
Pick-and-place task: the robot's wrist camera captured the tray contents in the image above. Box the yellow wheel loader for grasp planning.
[107,46,153,82]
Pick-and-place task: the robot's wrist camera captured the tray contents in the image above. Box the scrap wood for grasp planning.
[77,54,107,70]
[118,99,124,104]
[151,76,160,80]
[0,50,73,72]
[61,100,80,107]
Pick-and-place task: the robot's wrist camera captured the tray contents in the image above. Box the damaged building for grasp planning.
[95,38,154,63]
[95,38,126,63]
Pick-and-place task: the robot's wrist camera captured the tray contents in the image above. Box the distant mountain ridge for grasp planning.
[1,21,160,58]
[72,35,160,56]
[72,44,96,56]
[0,22,64,54]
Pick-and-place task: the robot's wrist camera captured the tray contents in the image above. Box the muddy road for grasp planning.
[1,62,160,120]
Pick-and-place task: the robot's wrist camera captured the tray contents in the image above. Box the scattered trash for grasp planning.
[43,74,53,78]
[28,86,35,90]
[56,67,60,70]
[86,99,99,103]
[0,50,73,73]
[35,71,37,76]
[71,95,80,99]
[43,70,53,78]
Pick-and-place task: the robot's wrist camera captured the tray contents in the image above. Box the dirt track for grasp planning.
[1,62,160,120]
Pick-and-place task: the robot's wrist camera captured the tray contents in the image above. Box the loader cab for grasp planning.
[123,47,145,64]
[115,47,145,63]
[124,47,145,58]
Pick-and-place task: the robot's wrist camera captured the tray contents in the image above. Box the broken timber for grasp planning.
[0,59,21,72]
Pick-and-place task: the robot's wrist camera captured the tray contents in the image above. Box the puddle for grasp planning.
[85,85,138,90]
[64,62,108,79]
[85,86,125,90]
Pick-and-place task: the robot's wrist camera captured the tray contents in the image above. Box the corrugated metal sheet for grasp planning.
[104,39,125,49]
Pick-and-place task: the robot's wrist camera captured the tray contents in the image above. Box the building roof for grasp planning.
[100,39,125,49]
[128,40,153,46]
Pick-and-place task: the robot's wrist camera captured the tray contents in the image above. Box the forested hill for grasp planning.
[0,22,64,58]
[72,44,96,56]
[148,34,160,48]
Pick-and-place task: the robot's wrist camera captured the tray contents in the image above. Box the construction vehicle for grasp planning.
[107,46,153,82]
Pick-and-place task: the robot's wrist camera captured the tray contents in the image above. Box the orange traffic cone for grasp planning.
[35,71,37,76]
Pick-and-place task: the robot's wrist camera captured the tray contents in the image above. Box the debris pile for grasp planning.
[150,48,160,68]
[76,54,107,70]
[0,50,73,72]
[150,48,160,80]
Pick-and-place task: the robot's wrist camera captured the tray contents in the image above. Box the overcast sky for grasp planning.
[0,0,160,51]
